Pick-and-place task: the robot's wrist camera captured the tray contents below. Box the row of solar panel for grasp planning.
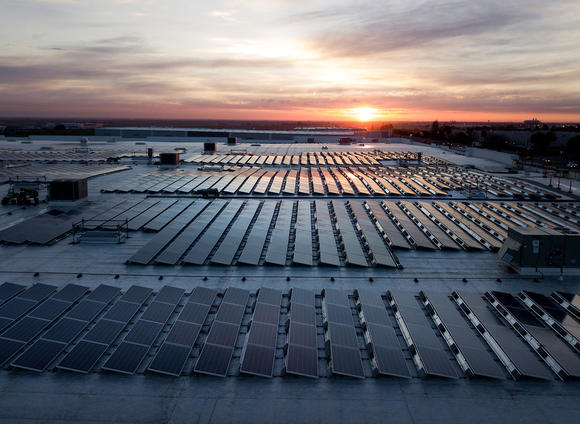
[1,282,577,380]
[128,198,561,268]
[103,166,453,197]
[128,199,403,267]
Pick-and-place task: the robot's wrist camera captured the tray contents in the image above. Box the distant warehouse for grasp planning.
[94,126,390,143]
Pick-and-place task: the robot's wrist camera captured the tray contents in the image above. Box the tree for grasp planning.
[431,120,439,138]
[564,134,580,161]
[530,131,556,154]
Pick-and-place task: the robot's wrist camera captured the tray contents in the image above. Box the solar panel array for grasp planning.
[420,291,505,379]
[57,285,150,373]
[285,288,318,378]
[240,288,282,377]
[1,284,578,382]
[388,290,459,379]
[194,288,249,377]
[149,287,217,376]
[7,284,120,371]
[323,288,364,378]
[102,286,184,374]
[486,291,580,380]
[356,289,410,378]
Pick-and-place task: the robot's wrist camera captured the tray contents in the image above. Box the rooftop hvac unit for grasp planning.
[49,178,88,202]
[204,142,217,153]
[159,152,180,165]
[227,136,237,145]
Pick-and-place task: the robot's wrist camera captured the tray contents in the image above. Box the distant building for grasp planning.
[523,118,542,127]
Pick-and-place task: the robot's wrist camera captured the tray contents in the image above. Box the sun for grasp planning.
[351,107,378,122]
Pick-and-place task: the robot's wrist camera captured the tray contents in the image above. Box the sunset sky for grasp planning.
[1,0,579,121]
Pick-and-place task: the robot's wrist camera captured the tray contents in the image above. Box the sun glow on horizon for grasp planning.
[349,107,380,121]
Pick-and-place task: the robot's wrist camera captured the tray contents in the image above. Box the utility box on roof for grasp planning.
[159,152,180,165]
[498,226,580,275]
[49,178,88,202]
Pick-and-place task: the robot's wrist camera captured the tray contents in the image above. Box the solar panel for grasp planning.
[323,288,350,308]
[194,343,234,377]
[0,282,25,304]
[140,302,175,323]
[67,300,108,322]
[102,342,150,375]
[330,345,365,378]
[422,290,505,379]
[290,303,316,326]
[290,288,315,306]
[18,283,57,302]
[0,338,26,365]
[240,345,276,377]
[154,286,185,305]
[252,303,280,324]
[454,291,553,380]
[286,343,318,378]
[247,321,278,347]
[206,321,240,347]
[389,290,458,379]
[257,288,283,306]
[222,287,250,306]
[165,321,201,347]
[29,299,71,321]
[175,303,208,325]
[52,284,88,303]
[120,286,153,304]
[488,291,580,379]
[0,298,39,320]
[371,345,410,378]
[2,316,49,343]
[43,318,89,344]
[189,287,218,306]
[215,303,245,325]
[86,284,121,303]
[324,303,354,326]
[103,301,141,322]
[124,320,164,346]
[326,322,358,348]
[10,339,67,372]
[84,319,127,345]
[147,343,191,376]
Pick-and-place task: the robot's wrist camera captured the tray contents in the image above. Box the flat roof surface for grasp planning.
[0,139,578,423]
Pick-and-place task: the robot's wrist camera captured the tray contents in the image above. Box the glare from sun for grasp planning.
[351,107,378,121]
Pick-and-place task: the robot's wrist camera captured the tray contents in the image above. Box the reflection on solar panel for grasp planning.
[156,200,227,264]
[364,201,411,249]
[355,289,410,378]
[195,288,249,377]
[9,284,115,372]
[520,291,580,353]
[128,200,209,264]
[420,291,505,379]
[210,200,261,265]
[453,291,553,380]
[487,291,580,380]
[388,290,458,379]
[349,201,398,267]
[149,287,217,376]
[315,200,341,266]
[182,200,245,265]
[382,201,435,249]
[285,288,318,378]
[241,288,282,377]
[399,201,457,250]
[265,201,293,265]
[102,286,183,375]
[331,201,368,267]
[292,201,313,265]
[323,288,364,378]
[237,201,277,265]
[57,285,149,373]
